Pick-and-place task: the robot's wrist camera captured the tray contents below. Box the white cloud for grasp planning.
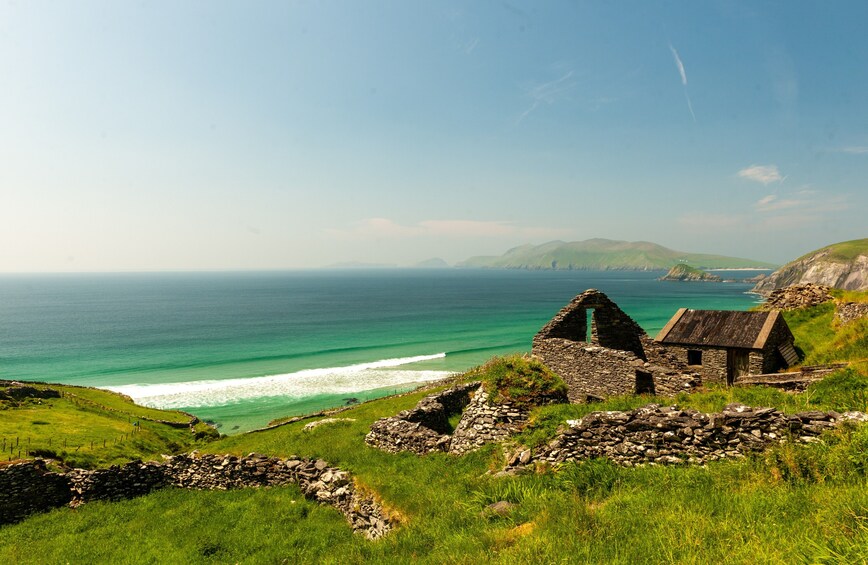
[738,164,783,185]
[669,44,695,122]
[669,44,688,86]
[328,218,573,240]
[836,146,868,155]
[753,195,803,212]
[516,70,575,124]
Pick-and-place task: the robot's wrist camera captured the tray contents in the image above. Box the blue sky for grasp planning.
[1,1,866,271]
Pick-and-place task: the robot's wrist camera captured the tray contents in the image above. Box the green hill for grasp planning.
[0,381,217,468]
[459,239,776,270]
[752,238,868,293]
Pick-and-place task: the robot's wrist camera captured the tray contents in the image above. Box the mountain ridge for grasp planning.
[459,239,776,270]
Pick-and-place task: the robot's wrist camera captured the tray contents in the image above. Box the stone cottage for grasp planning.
[532,289,697,403]
[654,309,797,385]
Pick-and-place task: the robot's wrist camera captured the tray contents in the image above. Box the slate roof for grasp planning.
[654,309,782,350]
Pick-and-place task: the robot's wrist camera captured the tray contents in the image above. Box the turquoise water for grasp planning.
[0,269,765,432]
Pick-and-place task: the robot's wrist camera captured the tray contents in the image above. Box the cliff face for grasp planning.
[752,239,868,294]
[659,264,722,282]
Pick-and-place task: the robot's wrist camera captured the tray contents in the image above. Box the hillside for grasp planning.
[1,295,867,563]
[752,238,868,294]
[460,239,776,270]
[658,264,722,282]
[0,381,217,468]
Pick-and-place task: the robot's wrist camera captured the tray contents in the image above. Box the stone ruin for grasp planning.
[365,380,566,456]
[0,452,392,539]
[531,289,697,403]
[504,403,868,471]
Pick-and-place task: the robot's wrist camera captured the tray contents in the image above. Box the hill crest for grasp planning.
[459,239,775,270]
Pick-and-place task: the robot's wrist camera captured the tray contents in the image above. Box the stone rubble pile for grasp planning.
[1,452,392,539]
[762,283,833,310]
[505,403,868,470]
[836,301,868,325]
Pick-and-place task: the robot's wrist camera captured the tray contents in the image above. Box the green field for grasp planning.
[1,292,867,563]
[0,384,216,468]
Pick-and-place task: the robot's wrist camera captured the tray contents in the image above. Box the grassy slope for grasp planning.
[781,289,868,371]
[461,239,776,270]
[794,238,868,263]
[2,300,868,563]
[0,383,214,468]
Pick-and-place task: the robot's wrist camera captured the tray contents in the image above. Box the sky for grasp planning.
[1,0,866,271]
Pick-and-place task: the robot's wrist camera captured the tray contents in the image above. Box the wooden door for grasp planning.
[726,349,750,385]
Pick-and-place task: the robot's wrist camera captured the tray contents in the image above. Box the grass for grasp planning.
[795,238,868,263]
[464,354,567,407]
[782,293,868,367]
[0,384,216,468]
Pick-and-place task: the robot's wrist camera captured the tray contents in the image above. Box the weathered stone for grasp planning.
[0,453,392,540]
[506,404,866,470]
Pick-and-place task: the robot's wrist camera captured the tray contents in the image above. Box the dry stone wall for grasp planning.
[0,459,71,525]
[448,388,534,455]
[505,403,868,470]
[365,382,480,454]
[0,453,392,539]
[367,381,564,456]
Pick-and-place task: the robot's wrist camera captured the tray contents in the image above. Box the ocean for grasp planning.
[0,269,766,432]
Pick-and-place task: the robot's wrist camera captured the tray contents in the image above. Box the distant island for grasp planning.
[413,257,450,268]
[659,264,723,282]
[459,239,776,271]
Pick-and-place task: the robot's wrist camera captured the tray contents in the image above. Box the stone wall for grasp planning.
[448,387,533,456]
[661,345,729,384]
[367,381,562,456]
[535,338,699,403]
[535,289,647,358]
[0,453,392,539]
[0,459,71,525]
[504,403,868,470]
[365,382,481,454]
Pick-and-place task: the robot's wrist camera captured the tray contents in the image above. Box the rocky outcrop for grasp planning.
[0,453,392,539]
[760,283,833,310]
[505,403,868,470]
[659,264,722,282]
[752,239,868,293]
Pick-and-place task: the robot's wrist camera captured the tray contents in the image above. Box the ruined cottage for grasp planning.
[531,289,696,402]
[654,309,797,385]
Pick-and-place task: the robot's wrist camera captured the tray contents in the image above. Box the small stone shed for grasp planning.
[654,309,797,385]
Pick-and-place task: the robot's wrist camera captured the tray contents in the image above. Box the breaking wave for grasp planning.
[103,353,450,409]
